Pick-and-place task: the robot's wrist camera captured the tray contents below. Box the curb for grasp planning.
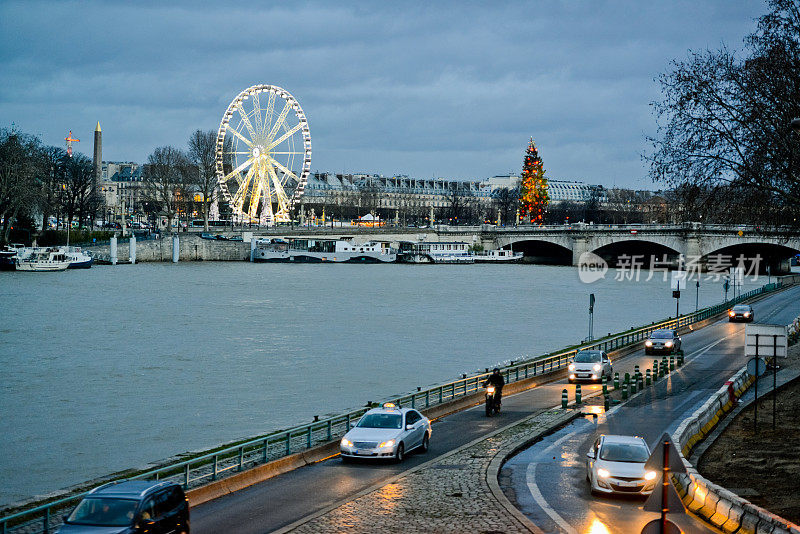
[271,408,579,534]
[485,410,582,534]
[672,366,800,534]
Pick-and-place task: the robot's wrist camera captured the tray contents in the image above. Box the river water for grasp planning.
[0,263,763,506]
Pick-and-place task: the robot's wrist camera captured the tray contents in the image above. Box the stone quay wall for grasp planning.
[84,235,250,263]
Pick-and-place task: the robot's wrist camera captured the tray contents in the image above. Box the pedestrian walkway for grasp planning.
[277,408,576,534]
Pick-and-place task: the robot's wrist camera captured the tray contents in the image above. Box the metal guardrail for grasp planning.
[0,279,788,533]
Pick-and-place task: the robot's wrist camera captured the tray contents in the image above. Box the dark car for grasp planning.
[644,329,681,354]
[729,304,754,322]
[58,480,189,534]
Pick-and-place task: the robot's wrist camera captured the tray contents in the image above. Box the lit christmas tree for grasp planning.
[519,137,549,224]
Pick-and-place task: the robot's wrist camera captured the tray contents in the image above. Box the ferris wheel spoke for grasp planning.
[270,151,305,155]
[262,91,276,137]
[224,151,251,155]
[235,102,257,140]
[266,163,290,213]
[266,122,302,151]
[251,93,263,135]
[231,164,256,211]
[226,124,254,148]
[266,100,292,143]
[267,156,299,181]
[223,157,254,182]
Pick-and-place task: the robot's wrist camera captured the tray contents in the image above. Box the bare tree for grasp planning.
[60,154,96,228]
[187,129,218,231]
[646,0,800,225]
[492,187,520,226]
[142,146,191,233]
[0,129,44,244]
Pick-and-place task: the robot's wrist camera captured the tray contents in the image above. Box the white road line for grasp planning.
[526,428,583,534]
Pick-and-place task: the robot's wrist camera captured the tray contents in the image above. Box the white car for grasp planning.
[340,403,431,462]
[568,350,613,383]
[586,434,657,496]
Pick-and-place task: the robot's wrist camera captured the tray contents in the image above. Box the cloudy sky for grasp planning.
[0,1,765,188]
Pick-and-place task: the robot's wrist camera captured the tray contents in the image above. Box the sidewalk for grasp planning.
[276,408,577,534]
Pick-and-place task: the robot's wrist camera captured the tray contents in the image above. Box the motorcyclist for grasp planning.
[483,368,505,408]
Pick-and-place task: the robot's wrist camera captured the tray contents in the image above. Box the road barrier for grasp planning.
[672,362,800,532]
[1,278,793,534]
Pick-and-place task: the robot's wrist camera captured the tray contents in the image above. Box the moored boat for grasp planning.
[473,249,524,263]
[254,238,397,263]
[60,246,93,269]
[398,241,474,264]
[16,249,71,271]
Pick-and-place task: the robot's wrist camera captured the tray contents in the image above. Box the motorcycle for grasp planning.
[485,385,500,416]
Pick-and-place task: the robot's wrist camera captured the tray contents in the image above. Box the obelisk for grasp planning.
[93,122,103,202]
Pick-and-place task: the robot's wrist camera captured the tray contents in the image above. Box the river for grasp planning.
[0,262,764,506]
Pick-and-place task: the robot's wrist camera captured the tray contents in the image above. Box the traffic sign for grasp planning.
[747,357,767,377]
[641,519,682,534]
[644,434,687,474]
[670,271,687,291]
[643,476,685,514]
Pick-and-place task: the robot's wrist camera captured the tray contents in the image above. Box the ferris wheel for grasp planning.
[215,85,311,224]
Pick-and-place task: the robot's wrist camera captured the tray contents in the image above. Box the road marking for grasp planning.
[526,431,581,534]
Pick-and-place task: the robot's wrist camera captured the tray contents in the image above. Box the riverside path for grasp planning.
[192,285,800,533]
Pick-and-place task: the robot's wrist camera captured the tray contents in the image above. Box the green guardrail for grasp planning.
[0,279,789,534]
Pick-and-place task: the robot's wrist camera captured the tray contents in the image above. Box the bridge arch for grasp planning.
[701,242,800,274]
[500,238,573,265]
[590,239,682,268]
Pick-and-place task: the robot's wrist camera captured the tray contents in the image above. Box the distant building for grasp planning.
[99,161,144,217]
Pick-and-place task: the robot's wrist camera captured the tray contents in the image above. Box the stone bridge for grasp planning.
[85,224,800,269]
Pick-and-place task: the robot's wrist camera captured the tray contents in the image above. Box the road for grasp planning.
[193,285,800,534]
[501,285,800,534]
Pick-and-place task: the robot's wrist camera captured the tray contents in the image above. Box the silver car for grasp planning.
[586,434,657,496]
[568,350,612,383]
[644,329,681,355]
[340,403,431,462]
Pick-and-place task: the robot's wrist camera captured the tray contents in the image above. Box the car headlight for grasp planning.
[744,312,750,317]
[378,440,395,449]
[341,438,353,447]
[597,468,610,478]
[645,340,652,346]
[665,341,673,347]
[593,364,601,371]
[645,470,657,481]
[568,363,575,371]
[729,311,735,316]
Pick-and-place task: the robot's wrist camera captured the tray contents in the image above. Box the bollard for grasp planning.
[634,364,640,377]
[613,372,619,390]
[172,235,179,263]
[631,377,637,394]
[677,351,684,367]
[669,356,675,371]
[652,361,659,380]
[561,388,568,409]
[604,395,610,411]
[129,235,136,264]
[110,235,118,265]
[575,384,582,404]
[624,372,630,385]
[622,382,629,400]
[646,368,651,386]
[638,373,644,390]
[602,375,608,396]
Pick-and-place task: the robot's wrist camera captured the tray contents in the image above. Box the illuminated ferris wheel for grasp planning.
[215,85,311,224]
